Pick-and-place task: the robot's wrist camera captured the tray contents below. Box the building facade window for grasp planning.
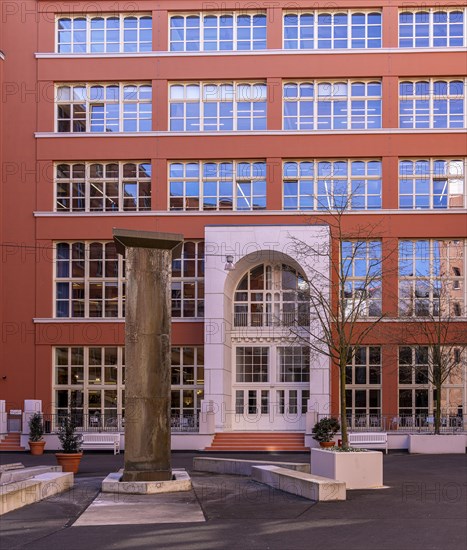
[56,83,152,132]
[399,159,465,209]
[57,15,152,53]
[171,241,205,318]
[236,347,269,383]
[399,9,465,48]
[55,241,125,318]
[169,12,266,51]
[398,346,465,423]
[278,347,310,383]
[399,79,466,129]
[169,161,266,211]
[341,241,383,318]
[284,81,382,130]
[284,11,382,49]
[55,162,151,212]
[54,346,125,428]
[399,240,465,317]
[283,159,382,210]
[170,347,204,426]
[234,345,310,419]
[345,346,382,426]
[169,82,267,131]
[233,263,310,328]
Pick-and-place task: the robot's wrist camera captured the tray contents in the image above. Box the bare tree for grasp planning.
[290,189,397,447]
[399,240,466,434]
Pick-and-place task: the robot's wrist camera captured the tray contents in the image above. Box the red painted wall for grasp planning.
[0,0,466,418]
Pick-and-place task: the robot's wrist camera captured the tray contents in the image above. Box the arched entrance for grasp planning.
[231,262,311,431]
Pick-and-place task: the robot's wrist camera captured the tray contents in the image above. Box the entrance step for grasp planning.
[205,432,309,452]
[0,433,25,452]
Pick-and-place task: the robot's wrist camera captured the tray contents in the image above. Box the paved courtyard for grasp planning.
[1,451,466,550]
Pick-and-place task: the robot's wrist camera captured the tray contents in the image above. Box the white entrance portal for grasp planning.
[203,225,331,433]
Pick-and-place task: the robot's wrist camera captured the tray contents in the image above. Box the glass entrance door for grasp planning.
[232,346,309,431]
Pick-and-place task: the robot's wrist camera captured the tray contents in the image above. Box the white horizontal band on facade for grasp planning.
[34,129,467,138]
[33,318,201,323]
[33,209,467,217]
[34,47,467,59]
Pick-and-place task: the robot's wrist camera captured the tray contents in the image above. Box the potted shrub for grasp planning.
[55,416,83,473]
[312,417,340,447]
[28,412,46,455]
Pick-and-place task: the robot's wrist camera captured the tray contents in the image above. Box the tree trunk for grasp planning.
[340,362,348,447]
[435,389,441,435]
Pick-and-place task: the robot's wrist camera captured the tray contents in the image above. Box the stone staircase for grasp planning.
[205,432,309,452]
[0,433,25,452]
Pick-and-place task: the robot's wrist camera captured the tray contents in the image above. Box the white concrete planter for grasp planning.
[409,434,466,454]
[310,448,384,490]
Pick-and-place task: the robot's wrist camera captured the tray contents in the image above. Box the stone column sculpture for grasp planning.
[113,229,183,482]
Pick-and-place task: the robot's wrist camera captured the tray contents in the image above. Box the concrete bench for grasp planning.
[193,457,310,476]
[81,433,120,454]
[348,432,388,453]
[0,465,61,485]
[251,465,346,501]
[0,472,73,515]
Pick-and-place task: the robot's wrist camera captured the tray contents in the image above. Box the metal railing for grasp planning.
[40,413,199,434]
[318,413,466,433]
[233,311,310,328]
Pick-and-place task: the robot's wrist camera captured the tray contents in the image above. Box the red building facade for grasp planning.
[0,1,466,449]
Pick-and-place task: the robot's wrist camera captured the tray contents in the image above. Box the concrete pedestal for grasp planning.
[114,229,183,483]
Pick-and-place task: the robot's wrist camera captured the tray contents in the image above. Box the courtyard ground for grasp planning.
[0,451,466,550]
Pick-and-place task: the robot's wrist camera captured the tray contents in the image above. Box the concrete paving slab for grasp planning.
[73,489,205,526]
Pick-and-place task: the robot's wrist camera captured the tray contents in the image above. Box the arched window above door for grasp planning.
[233,263,309,327]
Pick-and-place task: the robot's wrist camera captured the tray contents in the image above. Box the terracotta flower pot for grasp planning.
[319,441,336,448]
[55,452,83,473]
[29,440,46,455]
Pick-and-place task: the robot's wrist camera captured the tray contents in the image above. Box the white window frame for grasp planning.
[283,159,382,211]
[398,8,466,48]
[398,239,466,318]
[283,80,382,131]
[170,346,204,420]
[399,158,466,210]
[168,160,267,211]
[55,161,152,212]
[169,81,267,132]
[53,346,126,424]
[169,11,267,51]
[55,83,152,133]
[54,241,126,319]
[399,78,467,129]
[345,346,382,425]
[341,240,383,319]
[56,14,153,53]
[171,241,205,319]
[283,10,382,50]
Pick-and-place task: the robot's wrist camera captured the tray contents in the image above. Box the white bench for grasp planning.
[348,432,388,454]
[81,433,120,455]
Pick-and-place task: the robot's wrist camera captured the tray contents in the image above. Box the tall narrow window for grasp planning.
[171,241,205,318]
